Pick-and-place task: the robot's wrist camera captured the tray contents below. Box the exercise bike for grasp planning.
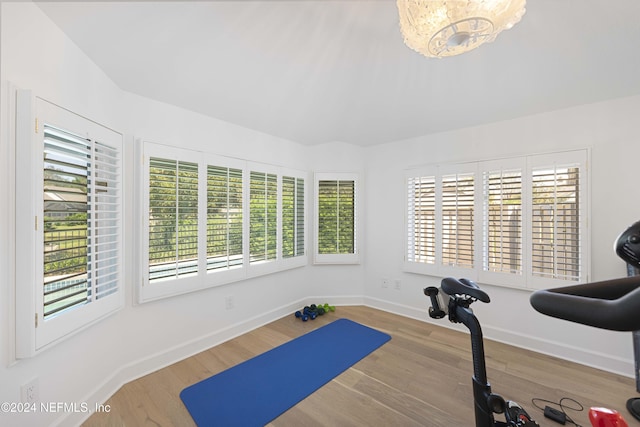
[423,222,640,427]
[531,220,640,426]
[424,277,539,427]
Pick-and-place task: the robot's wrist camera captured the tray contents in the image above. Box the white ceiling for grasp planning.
[35,1,640,147]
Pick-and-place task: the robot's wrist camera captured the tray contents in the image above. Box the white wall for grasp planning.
[2,3,640,427]
[363,95,640,376]
[307,141,367,302]
[0,4,364,427]
[1,4,125,427]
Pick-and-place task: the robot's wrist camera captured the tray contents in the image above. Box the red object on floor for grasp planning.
[589,407,629,427]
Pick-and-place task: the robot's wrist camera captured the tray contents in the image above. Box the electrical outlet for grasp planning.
[225,295,235,310]
[394,279,401,290]
[21,378,39,404]
[382,278,389,288]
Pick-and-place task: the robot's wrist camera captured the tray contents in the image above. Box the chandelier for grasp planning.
[397,0,526,58]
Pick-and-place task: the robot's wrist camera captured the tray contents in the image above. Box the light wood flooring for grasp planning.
[83,306,638,426]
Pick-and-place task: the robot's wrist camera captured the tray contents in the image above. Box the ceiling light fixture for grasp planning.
[397,0,526,58]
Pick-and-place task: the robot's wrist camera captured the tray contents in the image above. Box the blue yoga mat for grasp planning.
[180,318,391,426]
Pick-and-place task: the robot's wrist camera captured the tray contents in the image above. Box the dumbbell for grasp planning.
[294,310,309,321]
[322,303,336,312]
[303,306,318,320]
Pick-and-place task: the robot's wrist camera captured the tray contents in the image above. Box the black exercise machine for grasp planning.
[425,278,540,426]
[530,220,640,422]
[423,220,640,426]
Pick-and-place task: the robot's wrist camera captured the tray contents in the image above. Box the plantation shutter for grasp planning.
[148,158,198,282]
[207,166,243,271]
[43,126,91,319]
[407,176,436,264]
[140,146,311,301]
[531,164,581,280]
[296,178,305,256]
[42,125,122,321]
[441,173,474,268]
[249,171,277,263]
[403,150,587,287]
[317,180,355,255]
[484,169,522,274]
[91,141,120,300]
[282,176,304,258]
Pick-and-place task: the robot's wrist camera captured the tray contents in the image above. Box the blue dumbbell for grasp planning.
[295,310,309,321]
[303,306,318,320]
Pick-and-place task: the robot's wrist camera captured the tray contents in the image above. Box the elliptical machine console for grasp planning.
[425,278,539,427]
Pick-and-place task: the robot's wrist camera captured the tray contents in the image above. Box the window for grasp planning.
[407,176,435,265]
[405,150,588,290]
[278,169,307,269]
[140,143,307,302]
[148,158,199,282]
[16,94,123,357]
[314,173,359,264]
[249,170,278,264]
[441,172,475,269]
[207,166,243,271]
[282,176,305,259]
[531,164,581,281]
[483,167,522,275]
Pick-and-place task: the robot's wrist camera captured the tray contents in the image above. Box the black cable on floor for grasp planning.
[531,397,584,427]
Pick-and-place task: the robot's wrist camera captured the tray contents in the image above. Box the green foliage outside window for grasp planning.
[249,171,277,263]
[318,180,355,255]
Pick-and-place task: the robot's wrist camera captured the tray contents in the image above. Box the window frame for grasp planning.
[246,162,282,277]
[141,143,204,302]
[139,142,308,303]
[15,93,124,357]
[526,150,590,290]
[406,172,437,267]
[204,154,246,285]
[404,150,589,290]
[438,162,481,279]
[280,171,308,263]
[314,172,360,265]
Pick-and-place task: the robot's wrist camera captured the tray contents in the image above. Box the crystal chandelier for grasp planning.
[397,0,526,58]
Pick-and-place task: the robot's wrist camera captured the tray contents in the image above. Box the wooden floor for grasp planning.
[84,306,638,426]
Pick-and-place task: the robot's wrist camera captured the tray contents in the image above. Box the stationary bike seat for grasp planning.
[530,275,640,331]
[441,277,490,303]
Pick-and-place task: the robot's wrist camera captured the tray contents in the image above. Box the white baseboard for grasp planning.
[58,298,310,427]
[363,296,635,379]
[485,325,634,379]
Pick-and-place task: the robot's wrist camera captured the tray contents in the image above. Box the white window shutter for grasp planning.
[407,176,436,265]
[148,158,198,282]
[483,169,522,275]
[441,172,475,269]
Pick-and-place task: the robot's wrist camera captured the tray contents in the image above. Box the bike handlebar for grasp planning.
[530,275,640,331]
